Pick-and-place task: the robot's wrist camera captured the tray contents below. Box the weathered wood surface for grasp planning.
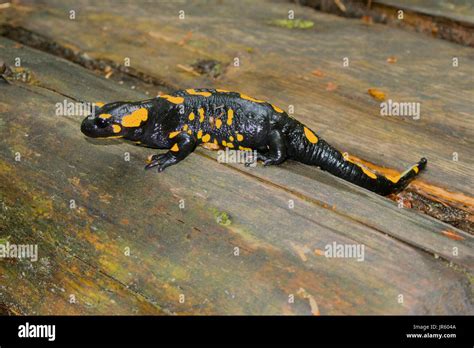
[298,0,474,46]
[2,0,473,200]
[0,0,473,314]
[377,0,474,24]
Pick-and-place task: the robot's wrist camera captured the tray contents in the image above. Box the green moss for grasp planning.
[0,236,10,245]
[268,19,314,29]
[5,67,39,84]
[191,59,223,78]
[211,208,232,226]
[187,39,208,48]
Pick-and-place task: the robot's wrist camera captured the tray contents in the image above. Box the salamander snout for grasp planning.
[81,115,105,138]
[81,113,123,138]
[80,116,95,136]
[81,101,147,139]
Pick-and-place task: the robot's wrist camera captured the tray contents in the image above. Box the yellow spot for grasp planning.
[100,135,123,139]
[112,124,121,133]
[216,119,222,129]
[95,102,105,107]
[214,139,218,145]
[183,124,189,131]
[99,113,112,119]
[169,131,181,138]
[161,94,184,104]
[303,127,318,144]
[272,104,283,113]
[389,164,419,182]
[239,146,252,151]
[229,136,234,142]
[171,143,179,152]
[198,108,205,122]
[362,167,377,179]
[189,112,195,121]
[186,89,212,97]
[197,130,203,139]
[237,134,244,141]
[389,165,419,183]
[187,130,192,135]
[227,142,234,148]
[146,155,154,163]
[202,134,211,143]
[122,108,148,128]
[222,140,227,146]
[227,109,234,126]
[216,89,230,93]
[345,156,377,180]
[386,175,400,183]
[240,93,264,103]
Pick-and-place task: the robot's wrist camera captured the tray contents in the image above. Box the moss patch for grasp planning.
[268,19,314,29]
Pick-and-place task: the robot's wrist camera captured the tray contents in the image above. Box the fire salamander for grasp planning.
[81,88,427,195]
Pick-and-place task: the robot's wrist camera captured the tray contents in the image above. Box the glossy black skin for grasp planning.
[81,88,427,195]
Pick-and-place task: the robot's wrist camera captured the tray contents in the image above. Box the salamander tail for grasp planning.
[289,125,427,195]
[384,157,427,194]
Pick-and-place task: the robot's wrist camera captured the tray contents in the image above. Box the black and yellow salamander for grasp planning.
[81,88,427,196]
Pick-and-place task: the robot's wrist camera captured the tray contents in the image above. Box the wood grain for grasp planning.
[0,1,472,315]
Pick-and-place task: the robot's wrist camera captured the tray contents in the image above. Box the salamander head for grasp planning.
[81,102,150,139]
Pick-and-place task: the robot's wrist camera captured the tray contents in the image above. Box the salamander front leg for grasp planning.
[145,132,197,172]
[258,129,287,166]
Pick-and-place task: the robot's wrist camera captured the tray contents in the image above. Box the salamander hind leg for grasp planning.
[145,132,197,172]
[258,129,287,166]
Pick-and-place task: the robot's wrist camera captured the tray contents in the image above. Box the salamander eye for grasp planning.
[95,117,108,128]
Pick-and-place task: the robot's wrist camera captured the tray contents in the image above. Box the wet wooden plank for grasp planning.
[1,36,472,269]
[1,0,472,204]
[377,0,474,24]
[0,239,164,315]
[298,0,474,46]
[212,156,474,268]
[0,39,472,314]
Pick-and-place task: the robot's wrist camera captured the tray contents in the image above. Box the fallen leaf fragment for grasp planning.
[368,88,386,101]
[326,82,338,91]
[386,56,397,64]
[178,31,193,46]
[290,242,308,262]
[297,288,320,315]
[361,15,373,25]
[311,69,324,77]
[334,0,347,12]
[441,230,465,241]
[314,249,325,256]
[176,64,201,76]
